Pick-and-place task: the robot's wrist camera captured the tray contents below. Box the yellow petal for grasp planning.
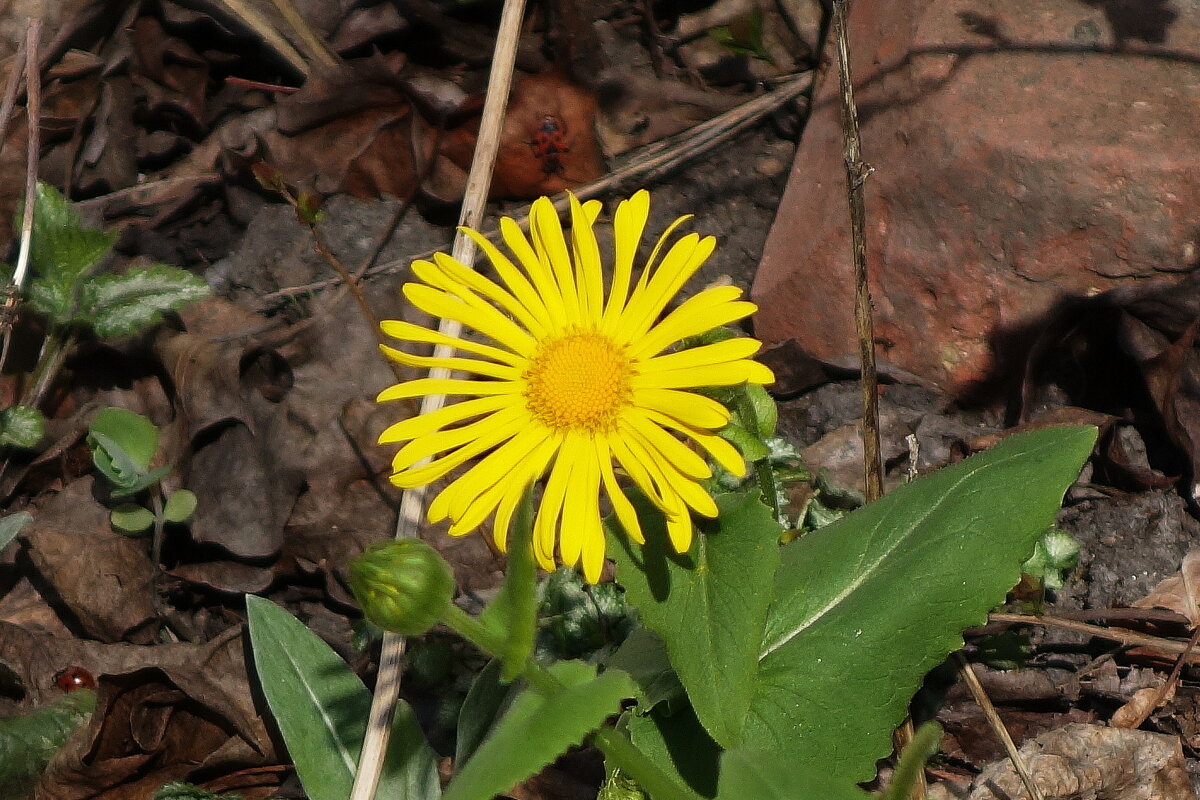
[633,297,759,361]
[596,437,644,544]
[380,319,524,367]
[631,360,774,390]
[380,344,518,380]
[377,395,514,444]
[499,217,566,329]
[403,283,535,357]
[580,505,606,583]
[666,511,694,553]
[391,404,527,471]
[530,197,580,326]
[621,426,718,518]
[569,193,604,320]
[602,190,650,329]
[620,412,711,480]
[619,234,717,344]
[427,425,548,523]
[390,420,518,488]
[639,338,762,374]
[633,388,731,429]
[377,377,521,403]
[458,226,555,332]
[641,408,746,477]
[534,448,575,570]
[430,252,548,338]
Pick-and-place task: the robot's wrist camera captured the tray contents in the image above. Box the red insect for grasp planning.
[529,115,570,178]
[54,666,96,692]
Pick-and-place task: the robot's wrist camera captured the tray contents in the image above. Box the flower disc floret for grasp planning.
[376,190,774,582]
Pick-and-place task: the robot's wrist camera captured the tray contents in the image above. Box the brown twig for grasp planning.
[830,0,882,503]
[989,612,1200,660]
[0,19,42,377]
[955,654,1044,800]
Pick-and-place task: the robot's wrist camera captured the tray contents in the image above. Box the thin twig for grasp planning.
[0,19,41,376]
[830,0,881,502]
[347,2,527,798]
[989,612,1200,659]
[254,72,813,311]
[268,0,339,69]
[216,0,309,77]
[955,653,1044,800]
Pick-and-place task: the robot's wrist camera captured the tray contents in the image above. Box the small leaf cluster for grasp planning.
[87,407,195,534]
[16,183,209,339]
[154,782,242,800]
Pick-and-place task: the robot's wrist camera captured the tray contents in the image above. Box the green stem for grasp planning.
[733,391,781,520]
[24,327,74,409]
[438,605,692,799]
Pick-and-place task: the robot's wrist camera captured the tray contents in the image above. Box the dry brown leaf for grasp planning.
[966,723,1195,800]
[1111,685,1175,730]
[1133,550,1200,627]
[18,478,158,643]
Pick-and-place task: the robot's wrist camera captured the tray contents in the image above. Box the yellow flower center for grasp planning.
[525,330,632,432]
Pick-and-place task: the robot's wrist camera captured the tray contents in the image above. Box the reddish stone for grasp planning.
[752,0,1200,393]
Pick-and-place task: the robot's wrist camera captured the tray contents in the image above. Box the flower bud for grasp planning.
[349,540,455,636]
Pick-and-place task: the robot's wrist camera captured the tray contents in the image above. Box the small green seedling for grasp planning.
[87,407,196,537]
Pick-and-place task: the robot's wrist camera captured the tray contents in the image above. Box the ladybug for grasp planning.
[529,114,570,178]
[54,666,96,692]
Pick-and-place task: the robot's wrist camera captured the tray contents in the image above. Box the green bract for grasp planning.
[349,539,455,636]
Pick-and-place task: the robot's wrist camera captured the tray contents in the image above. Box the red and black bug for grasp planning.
[529,115,570,178]
[54,666,96,692]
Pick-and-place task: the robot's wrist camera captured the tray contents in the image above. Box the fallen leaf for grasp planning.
[966,723,1195,800]
[1134,550,1200,627]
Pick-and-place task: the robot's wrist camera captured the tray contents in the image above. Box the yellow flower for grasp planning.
[377,191,773,582]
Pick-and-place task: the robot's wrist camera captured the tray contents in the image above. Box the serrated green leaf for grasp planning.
[0,689,96,797]
[89,408,159,471]
[111,503,154,534]
[444,661,636,800]
[28,183,116,287]
[0,404,44,449]
[0,511,31,551]
[25,276,73,324]
[80,264,210,339]
[163,489,197,523]
[744,426,1097,780]
[245,596,440,800]
[609,491,781,748]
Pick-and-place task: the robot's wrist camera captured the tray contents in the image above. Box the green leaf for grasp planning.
[742,384,777,439]
[744,426,1097,780]
[627,704,718,800]
[0,404,44,449]
[28,182,116,287]
[155,781,242,800]
[163,489,198,524]
[603,628,684,712]
[80,264,210,339]
[111,503,154,534]
[245,596,440,800]
[444,661,636,800]
[715,747,870,800]
[501,491,536,682]
[89,407,159,471]
[718,423,770,463]
[608,490,782,748]
[455,659,520,766]
[25,275,73,324]
[0,689,96,798]
[0,511,31,552]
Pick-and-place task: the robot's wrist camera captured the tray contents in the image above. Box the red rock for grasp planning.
[752,0,1200,393]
